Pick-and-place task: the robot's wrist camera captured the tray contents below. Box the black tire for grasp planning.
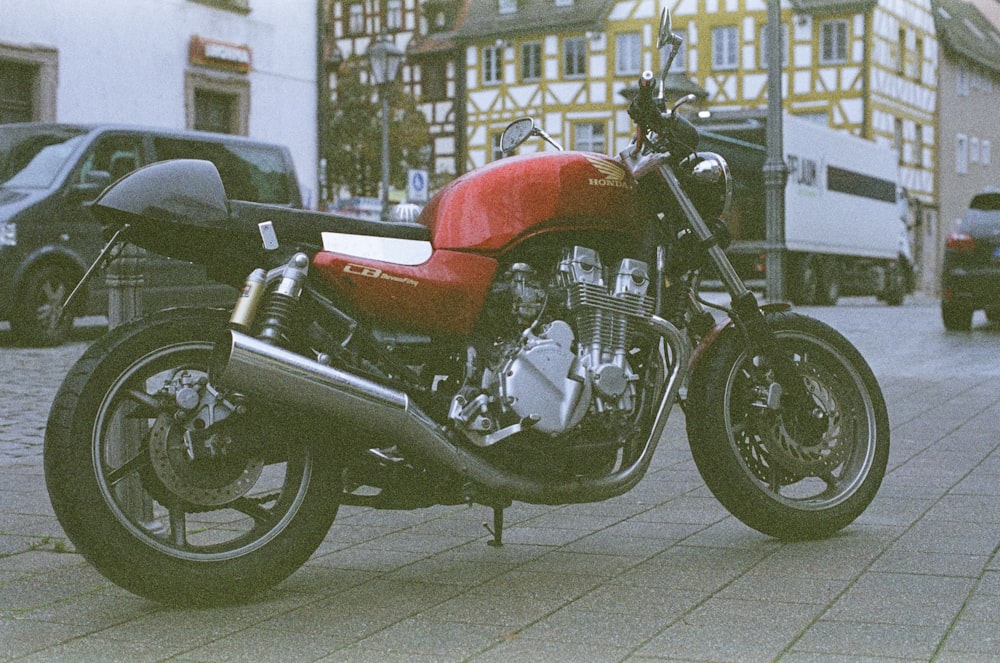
[941,302,973,331]
[790,256,819,306]
[10,263,76,346]
[816,257,841,306]
[883,262,906,306]
[685,311,889,540]
[44,308,342,606]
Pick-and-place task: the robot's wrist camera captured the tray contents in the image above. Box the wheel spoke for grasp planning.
[105,448,151,487]
[169,509,188,547]
[231,497,274,526]
[123,388,164,419]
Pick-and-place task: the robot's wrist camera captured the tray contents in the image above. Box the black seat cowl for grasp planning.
[229,201,431,245]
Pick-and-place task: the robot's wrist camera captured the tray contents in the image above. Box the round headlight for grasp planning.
[681,151,732,221]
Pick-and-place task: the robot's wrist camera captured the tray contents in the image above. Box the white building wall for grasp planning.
[1,0,318,205]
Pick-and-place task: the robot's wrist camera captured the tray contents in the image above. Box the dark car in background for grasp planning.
[0,123,302,345]
[941,191,1000,330]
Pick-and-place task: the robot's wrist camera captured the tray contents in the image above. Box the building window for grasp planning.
[984,140,992,166]
[386,0,403,30]
[482,45,502,85]
[912,36,922,81]
[897,28,905,75]
[712,26,738,70]
[521,42,542,81]
[0,60,34,123]
[555,0,573,5]
[185,70,249,135]
[915,124,924,167]
[820,20,848,64]
[894,118,904,166]
[662,37,686,73]
[0,44,58,123]
[957,65,970,96]
[971,136,981,164]
[760,23,788,68]
[574,122,605,152]
[956,133,968,174]
[564,36,586,77]
[348,3,365,35]
[498,0,517,14]
[422,60,446,101]
[615,32,641,76]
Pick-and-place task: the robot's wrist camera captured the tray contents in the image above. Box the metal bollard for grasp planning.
[106,243,145,329]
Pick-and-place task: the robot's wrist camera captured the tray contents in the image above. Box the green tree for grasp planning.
[324,65,430,204]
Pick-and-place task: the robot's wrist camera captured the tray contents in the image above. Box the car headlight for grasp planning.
[0,223,16,247]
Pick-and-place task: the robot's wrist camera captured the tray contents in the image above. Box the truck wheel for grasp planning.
[816,257,841,306]
[883,262,906,306]
[942,302,973,331]
[10,264,76,346]
[791,256,819,305]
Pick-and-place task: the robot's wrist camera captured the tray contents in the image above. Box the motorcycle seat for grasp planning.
[228,201,431,246]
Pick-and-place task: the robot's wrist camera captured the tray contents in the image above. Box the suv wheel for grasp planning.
[11,264,75,346]
[941,302,974,331]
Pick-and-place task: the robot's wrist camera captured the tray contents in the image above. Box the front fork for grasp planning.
[649,158,821,423]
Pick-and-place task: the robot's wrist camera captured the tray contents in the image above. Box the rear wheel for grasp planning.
[942,302,974,331]
[685,312,889,540]
[45,308,342,606]
[11,264,76,346]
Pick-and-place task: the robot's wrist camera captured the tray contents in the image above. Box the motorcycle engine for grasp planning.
[450,246,653,448]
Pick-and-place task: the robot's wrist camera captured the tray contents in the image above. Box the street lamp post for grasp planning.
[366,33,405,221]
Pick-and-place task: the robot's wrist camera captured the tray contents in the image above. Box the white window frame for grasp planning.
[820,19,849,64]
[482,45,502,85]
[386,0,402,30]
[555,0,574,5]
[712,26,738,70]
[956,133,969,174]
[521,41,542,81]
[574,122,605,152]
[564,37,587,77]
[615,32,642,76]
[662,38,686,73]
[760,23,788,68]
[348,4,365,34]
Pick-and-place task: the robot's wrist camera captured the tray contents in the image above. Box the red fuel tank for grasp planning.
[313,151,642,337]
[422,151,643,252]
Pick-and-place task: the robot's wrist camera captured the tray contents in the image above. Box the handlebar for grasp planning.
[629,71,700,156]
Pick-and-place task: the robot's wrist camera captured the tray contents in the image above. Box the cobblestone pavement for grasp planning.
[2,297,999,662]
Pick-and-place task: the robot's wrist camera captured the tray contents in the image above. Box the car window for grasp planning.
[2,133,85,188]
[152,137,291,204]
[73,136,142,186]
[970,193,1000,211]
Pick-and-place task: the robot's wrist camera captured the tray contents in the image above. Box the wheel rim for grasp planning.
[722,331,877,510]
[91,339,314,561]
[34,275,67,332]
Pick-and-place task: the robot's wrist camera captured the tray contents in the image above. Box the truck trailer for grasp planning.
[694,112,914,305]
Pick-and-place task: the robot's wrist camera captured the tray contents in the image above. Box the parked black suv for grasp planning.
[941,191,1000,330]
[0,123,302,345]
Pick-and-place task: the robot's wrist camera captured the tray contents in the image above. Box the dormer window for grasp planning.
[499,0,517,14]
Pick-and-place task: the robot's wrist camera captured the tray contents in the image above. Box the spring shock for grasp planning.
[255,253,310,346]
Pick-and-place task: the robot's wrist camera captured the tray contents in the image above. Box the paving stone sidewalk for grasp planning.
[1,298,998,662]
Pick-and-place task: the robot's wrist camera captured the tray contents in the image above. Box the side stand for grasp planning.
[483,504,506,547]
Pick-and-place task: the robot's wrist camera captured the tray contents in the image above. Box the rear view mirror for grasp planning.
[500,118,536,155]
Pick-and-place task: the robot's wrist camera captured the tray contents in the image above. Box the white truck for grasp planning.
[695,112,914,305]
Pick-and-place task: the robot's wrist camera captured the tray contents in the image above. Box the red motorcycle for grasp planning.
[45,13,888,606]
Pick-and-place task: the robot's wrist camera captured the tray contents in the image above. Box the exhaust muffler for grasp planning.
[210,324,687,504]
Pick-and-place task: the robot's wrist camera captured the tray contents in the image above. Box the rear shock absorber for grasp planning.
[255,253,310,346]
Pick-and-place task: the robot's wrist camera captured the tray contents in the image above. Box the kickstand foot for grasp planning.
[483,505,505,547]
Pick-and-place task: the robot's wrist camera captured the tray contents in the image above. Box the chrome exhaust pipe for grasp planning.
[211,323,688,505]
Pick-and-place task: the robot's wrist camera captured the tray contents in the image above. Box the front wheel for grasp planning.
[45,308,342,606]
[685,312,889,540]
